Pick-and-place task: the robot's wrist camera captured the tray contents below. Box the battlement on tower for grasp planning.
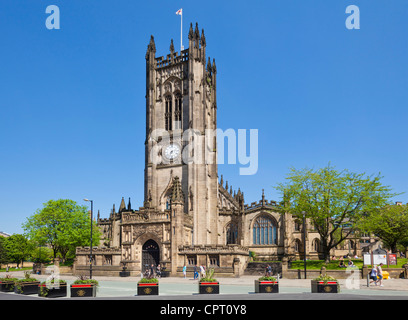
[155,49,189,69]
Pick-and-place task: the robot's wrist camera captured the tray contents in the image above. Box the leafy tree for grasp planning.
[358,203,408,253]
[4,234,33,267]
[31,246,53,264]
[23,199,100,262]
[0,236,11,268]
[276,165,397,262]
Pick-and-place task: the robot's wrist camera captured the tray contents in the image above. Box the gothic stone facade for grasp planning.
[74,23,368,277]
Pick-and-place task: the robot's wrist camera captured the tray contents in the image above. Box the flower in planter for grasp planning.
[73,274,99,286]
[39,279,67,297]
[198,269,219,294]
[313,274,338,283]
[137,277,159,295]
[312,274,340,293]
[0,275,19,292]
[72,275,99,291]
[255,275,279,293]
[71,275,99,297]
[14,271,39,294]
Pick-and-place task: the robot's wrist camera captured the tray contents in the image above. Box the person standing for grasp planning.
[150,264,155,278]
[156,264,162,279]
[193,265,198,280]
[377,263,384,287]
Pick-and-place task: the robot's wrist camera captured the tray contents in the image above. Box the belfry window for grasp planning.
[165,95,172,131]
[166,195,171,210]
[253,216,277,245]
[174,93,182,130]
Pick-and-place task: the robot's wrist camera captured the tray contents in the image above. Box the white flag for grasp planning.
[176,8,182,16]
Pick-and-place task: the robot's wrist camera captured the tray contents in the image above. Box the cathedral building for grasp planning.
[74,23,368,277]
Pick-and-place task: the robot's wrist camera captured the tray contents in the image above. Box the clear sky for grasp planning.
[1,0,407,235]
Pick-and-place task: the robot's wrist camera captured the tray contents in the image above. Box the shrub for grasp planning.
[199,268,217,283]
[73,275,99,287]
[313,274,338,282]
[258,276,277,282]
[138,277,159,284]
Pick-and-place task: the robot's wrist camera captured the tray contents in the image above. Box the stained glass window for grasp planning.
[253,216,277,245]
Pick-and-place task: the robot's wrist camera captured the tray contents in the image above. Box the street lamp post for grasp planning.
[84,199,93,279]
[302,211,307,279]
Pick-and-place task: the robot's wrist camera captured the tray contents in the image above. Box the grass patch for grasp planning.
[0,267,32,273]
[290,260,363,270]
[289,258,408,270]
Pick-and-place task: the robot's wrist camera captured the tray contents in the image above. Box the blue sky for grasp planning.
[1,1,407,235]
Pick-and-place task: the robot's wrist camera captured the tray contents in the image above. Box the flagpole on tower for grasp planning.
[181,10,183,51]
[176,8,184,51]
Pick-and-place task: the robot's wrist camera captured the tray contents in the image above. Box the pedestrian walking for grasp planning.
[369,265,378,286]
[377,263,384,287]
[183,265,187,278]
[200,265,206,278]
[266,265,272,276]
[193,265,198,280]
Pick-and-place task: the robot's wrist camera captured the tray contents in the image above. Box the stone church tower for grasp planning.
[144,23,219,246]
[73,23,367,278]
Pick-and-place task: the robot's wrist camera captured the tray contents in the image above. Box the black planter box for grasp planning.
[137,283,159,295]
[70,284,97,297]
[0,281,15,293]
[255,280,279,293]
[199,282,220,294]
[311,280,339,293]
[14,282,40,295]
[38,284,67,298]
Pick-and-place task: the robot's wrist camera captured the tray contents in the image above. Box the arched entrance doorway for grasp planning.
[142,240,160,273]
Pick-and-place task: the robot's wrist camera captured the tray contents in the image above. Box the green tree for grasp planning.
[23,199,100,262]
[4,234,33,267]
[0,236,11,268]
[358,203,408,253]
[276,165,397,262]
[31,246,53,264]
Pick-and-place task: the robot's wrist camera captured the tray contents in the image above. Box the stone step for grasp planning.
[244,262,282,276]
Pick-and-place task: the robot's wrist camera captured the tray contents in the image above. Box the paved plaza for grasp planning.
[1,271,407,300]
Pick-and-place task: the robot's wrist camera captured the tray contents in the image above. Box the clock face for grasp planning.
[164,144,180,160]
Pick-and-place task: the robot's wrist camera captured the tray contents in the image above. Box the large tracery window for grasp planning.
[253,215,277,245]
[165,95,172,131]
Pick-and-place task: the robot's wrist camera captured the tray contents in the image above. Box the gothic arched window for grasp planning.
[226,222,238,245]
[253,215,277,245]
[294,239,301,252]
[165,95,172,131]
[174,93,182,130]
[312,239,320,252]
